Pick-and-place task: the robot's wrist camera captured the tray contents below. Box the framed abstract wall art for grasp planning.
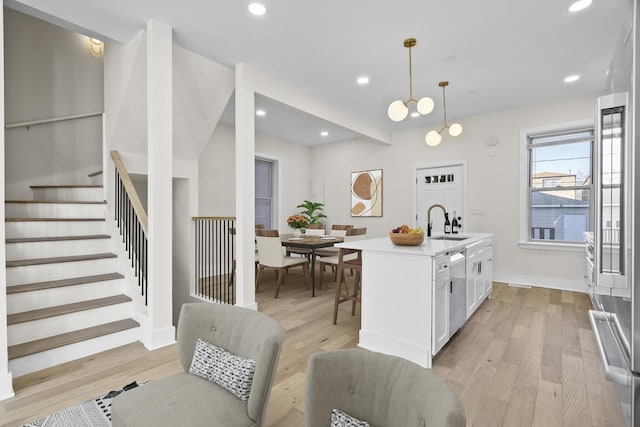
[350,169,382,217]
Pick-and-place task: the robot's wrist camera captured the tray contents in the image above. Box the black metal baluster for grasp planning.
[195,220,199,296]
[217,220,221,302]
[115,169,119,222]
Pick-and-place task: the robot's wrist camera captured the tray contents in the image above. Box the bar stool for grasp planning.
[318,227,366,289]
[333,238,364,324]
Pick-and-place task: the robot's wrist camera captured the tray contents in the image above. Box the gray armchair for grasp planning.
[112,302,285,427]
[305,349,466,427]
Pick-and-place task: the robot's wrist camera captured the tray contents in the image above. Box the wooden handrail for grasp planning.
[5,111,103,129]
[111,150,148,234]
[192,216,236,221]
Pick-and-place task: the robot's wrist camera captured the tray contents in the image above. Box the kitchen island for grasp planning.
[337,232,493,368]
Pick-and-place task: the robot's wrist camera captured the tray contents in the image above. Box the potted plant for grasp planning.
[296,200,327,224]
[287,214,310,237]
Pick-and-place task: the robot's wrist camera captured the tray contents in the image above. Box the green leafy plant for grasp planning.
[296,200,327,224]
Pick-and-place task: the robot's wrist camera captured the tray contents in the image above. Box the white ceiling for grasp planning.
[7,0,632,145]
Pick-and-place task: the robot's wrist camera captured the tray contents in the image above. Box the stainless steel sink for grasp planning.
[430,235,469,241]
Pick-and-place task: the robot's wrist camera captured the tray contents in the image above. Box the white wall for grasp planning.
[199,122,313,230]
[4,8,102,188]
[0,4,15,402]
[310,94,598,290]
[199,123,236,216]
[172,178,200,324]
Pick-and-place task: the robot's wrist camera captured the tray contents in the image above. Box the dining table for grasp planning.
[280,234,344,297]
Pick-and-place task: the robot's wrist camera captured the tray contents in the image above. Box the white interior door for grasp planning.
[416,164,465,233]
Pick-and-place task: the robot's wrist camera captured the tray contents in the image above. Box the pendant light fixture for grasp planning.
[387,38,434,122]
[425,81,463,147]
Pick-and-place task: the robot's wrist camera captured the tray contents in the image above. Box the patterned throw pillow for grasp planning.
[331,408,373,427]
[188,338,257,403]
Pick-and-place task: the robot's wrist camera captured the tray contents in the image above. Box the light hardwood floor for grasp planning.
[0,269,625,427]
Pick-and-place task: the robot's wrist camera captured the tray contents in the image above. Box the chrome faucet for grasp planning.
[427,204,447,237]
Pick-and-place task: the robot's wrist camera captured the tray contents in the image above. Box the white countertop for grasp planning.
[337,232,493,256]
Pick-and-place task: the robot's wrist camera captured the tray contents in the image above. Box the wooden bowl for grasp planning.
[389,232,424,246]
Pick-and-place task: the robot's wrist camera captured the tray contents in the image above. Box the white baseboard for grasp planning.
[358,330,432,369]
[0,371,15,402]
[240,302,258,311]
[140,325,176,350]
[493,272,586,293]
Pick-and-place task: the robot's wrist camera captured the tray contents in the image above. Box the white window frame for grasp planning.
[518,119,593,251]
[255,153,281,229]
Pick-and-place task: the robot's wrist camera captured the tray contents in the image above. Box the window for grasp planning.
[255,158,276,228]
[527,127,593,244]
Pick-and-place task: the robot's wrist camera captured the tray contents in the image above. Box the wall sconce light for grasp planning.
[387,38,434,122]
[89,38,104,56]
[425,81,463,147]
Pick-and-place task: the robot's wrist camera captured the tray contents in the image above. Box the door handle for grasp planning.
[588,310,632,386]
[450,280,452,293]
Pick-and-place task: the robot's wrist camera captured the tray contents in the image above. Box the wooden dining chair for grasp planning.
[333,227,366,324]
[230,225,264,287]
[255,228,310,298]
[286,223,325,258]
[329,224,354,237]
[315,224,354,258]
[318,227,366,289]
[305,223,326,235]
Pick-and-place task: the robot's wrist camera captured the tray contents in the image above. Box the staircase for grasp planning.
[5,185,140,377]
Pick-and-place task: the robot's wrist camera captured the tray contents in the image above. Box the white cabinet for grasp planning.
[483,247,493,296]
[466,238,493,318]
[466,241,481,317]
[432,255,450,355]
[338,233,493,369]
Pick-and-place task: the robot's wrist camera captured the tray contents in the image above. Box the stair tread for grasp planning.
[6,234,111,244]
[7,252,117,267]
[7,294,132,325]
[8,318,139,359]
[6,217,105,222]
[6,200,106,204]
[30,185,103,189]
[7,273,124,294]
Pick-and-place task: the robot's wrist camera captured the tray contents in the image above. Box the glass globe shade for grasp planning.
[388,100,408,122]
[416,97,435,115]
[425,130,442,147]
[448,123,463,137]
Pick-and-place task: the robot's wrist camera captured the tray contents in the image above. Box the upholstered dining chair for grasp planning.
[255,228,310,298]
[317,227,366,290]
[287,223,325,258]
[315,224,354,257]
[230,225,264,287]
[305,349,466,427]
[112,302,285,427]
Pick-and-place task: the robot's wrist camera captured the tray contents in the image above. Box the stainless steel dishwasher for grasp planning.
[449,249,467,336]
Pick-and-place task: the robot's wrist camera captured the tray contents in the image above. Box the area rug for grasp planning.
[22,379,149,427]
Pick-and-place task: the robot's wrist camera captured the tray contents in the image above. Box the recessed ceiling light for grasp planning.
[256,109,266,116]
[357,76,370,85]
[568,0,592,13]
[410,112,420,118]
[320,131,329,137]
[564,74,580,83]
[248,2,266,16]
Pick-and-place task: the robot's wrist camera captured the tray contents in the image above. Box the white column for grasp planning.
[0,5,15,401]
[235,64,257,310]
[143,20,175,348]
